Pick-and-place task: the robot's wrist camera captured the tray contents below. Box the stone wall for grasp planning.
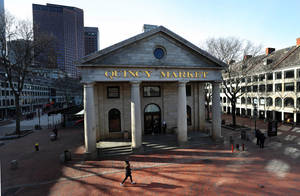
[95,82,202,140]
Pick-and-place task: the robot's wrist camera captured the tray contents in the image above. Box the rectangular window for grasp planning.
[259,85,265,92]
[259,74,265,81]
[247,77,251,83]
[298,69,300,78]
[186,85,191,96]
[275,72,282,79]
[284,70,294,79]
[247,86,251,92]
[275,83,282,92]
[253,76,258,82]
[253,85,258,92]
[241,78,245,83]
[259,98,265,105]
[297,82,300,92]
[284,83,294,91]
[143,86,160,97]
[107,86,120,98]
[241,86,246,93]
[267,73,273,80]
[267,84,273,92]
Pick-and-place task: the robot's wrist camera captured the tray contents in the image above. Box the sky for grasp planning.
[4,0,300,51]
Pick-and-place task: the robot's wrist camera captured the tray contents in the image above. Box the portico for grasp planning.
[78,26,226,155]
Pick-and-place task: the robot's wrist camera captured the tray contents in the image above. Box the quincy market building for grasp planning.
[78,26,226,155]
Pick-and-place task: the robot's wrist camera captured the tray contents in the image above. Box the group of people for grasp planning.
[255,129,266,148]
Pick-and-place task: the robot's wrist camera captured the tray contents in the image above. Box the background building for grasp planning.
[84,27,99,55]
[220,37,300,124]
[32,3,84,78]
[0,0,3,14]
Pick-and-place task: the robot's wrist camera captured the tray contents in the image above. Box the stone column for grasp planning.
[199,83,206,132]
[84,83,96,155]
[130,81,142,151]
[177,81,188,144]
[211,82,222,139]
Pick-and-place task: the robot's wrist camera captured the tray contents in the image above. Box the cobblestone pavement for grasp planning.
[0,114,62,136]
[1,118,300,196]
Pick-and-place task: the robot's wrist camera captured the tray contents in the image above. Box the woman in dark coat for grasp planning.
[120,160,136,186]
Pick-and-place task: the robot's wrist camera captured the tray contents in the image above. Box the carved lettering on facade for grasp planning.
[104,70,208,80]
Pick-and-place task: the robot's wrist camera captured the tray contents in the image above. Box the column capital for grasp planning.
[83,82,95,88]
[130,81,141,87]
[178,80,188,87]
[211,81,222,86]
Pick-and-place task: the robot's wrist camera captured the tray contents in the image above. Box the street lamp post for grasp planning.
[253,103,258,131]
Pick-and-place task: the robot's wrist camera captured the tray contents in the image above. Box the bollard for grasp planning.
[35,143,39,151]
[231,144,234,153]
[242,143,245,151]
[236,144,239,151]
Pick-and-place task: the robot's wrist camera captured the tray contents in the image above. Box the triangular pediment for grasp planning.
[78,26,226,68]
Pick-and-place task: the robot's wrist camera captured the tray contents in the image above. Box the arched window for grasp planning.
[108,109,121,132]
[266,97,273,107]
[247,97,251,104]
[241,97,246,104]
[284,97,294,108]
[297,98,300,109]
[223,97,226,103]
[187,105,192,126]
[275,97,282,107]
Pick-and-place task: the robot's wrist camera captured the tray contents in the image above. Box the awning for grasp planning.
[75,110,84,116]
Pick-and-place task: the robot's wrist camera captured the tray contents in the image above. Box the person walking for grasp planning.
[259,133,266,149]
[120,160,136,186]
[162,120,167,134]
[255,129,261,145]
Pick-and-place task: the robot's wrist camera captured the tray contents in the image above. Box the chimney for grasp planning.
[143,24,158,32]
[265,48,275,55]
[297,38,300,46]
[243,55,252,60]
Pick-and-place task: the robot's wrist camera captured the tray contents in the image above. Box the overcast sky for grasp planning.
[4,0,300,51]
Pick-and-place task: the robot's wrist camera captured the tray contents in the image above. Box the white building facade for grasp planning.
[78,26,225,155]
[221,38,300,124]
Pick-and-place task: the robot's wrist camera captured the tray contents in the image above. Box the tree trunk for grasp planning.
[231,102,236,127]
[15,94,21,135]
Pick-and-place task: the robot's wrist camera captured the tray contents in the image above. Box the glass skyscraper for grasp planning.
[32,3,84,78]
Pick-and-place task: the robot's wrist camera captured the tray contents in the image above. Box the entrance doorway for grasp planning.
[144,104,161,134]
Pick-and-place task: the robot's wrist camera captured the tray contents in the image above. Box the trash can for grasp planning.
[241,130,246,140]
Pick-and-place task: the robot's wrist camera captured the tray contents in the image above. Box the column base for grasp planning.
[131,146,144,153]
[211,136,224,144]
[84,151,98,160]
[177,141,189,147]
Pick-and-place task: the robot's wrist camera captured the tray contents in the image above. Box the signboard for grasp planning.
[267,120,277,137]
[81,68,222,82]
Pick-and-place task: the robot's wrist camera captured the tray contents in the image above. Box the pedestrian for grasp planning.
[259,133,266,149]
[120,160,136,186]
[162,120,167,134]
[255,129,261,145]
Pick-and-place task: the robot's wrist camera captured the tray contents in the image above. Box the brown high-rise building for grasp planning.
[32,3,84,78]
[84,27,99,55]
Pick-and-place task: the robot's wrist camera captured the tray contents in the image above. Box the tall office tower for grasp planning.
[32,3,84,78]
[0,0,4,14]
[84,27,99,55]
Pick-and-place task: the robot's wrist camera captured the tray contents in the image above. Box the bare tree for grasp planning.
[0,12,54,134]
[203,37,262,126]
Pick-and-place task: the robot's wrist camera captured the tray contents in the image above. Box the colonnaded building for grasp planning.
[221,38,300,124]
[78,25,226,155]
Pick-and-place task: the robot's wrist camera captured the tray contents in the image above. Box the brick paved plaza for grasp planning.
[1,116,300,196]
